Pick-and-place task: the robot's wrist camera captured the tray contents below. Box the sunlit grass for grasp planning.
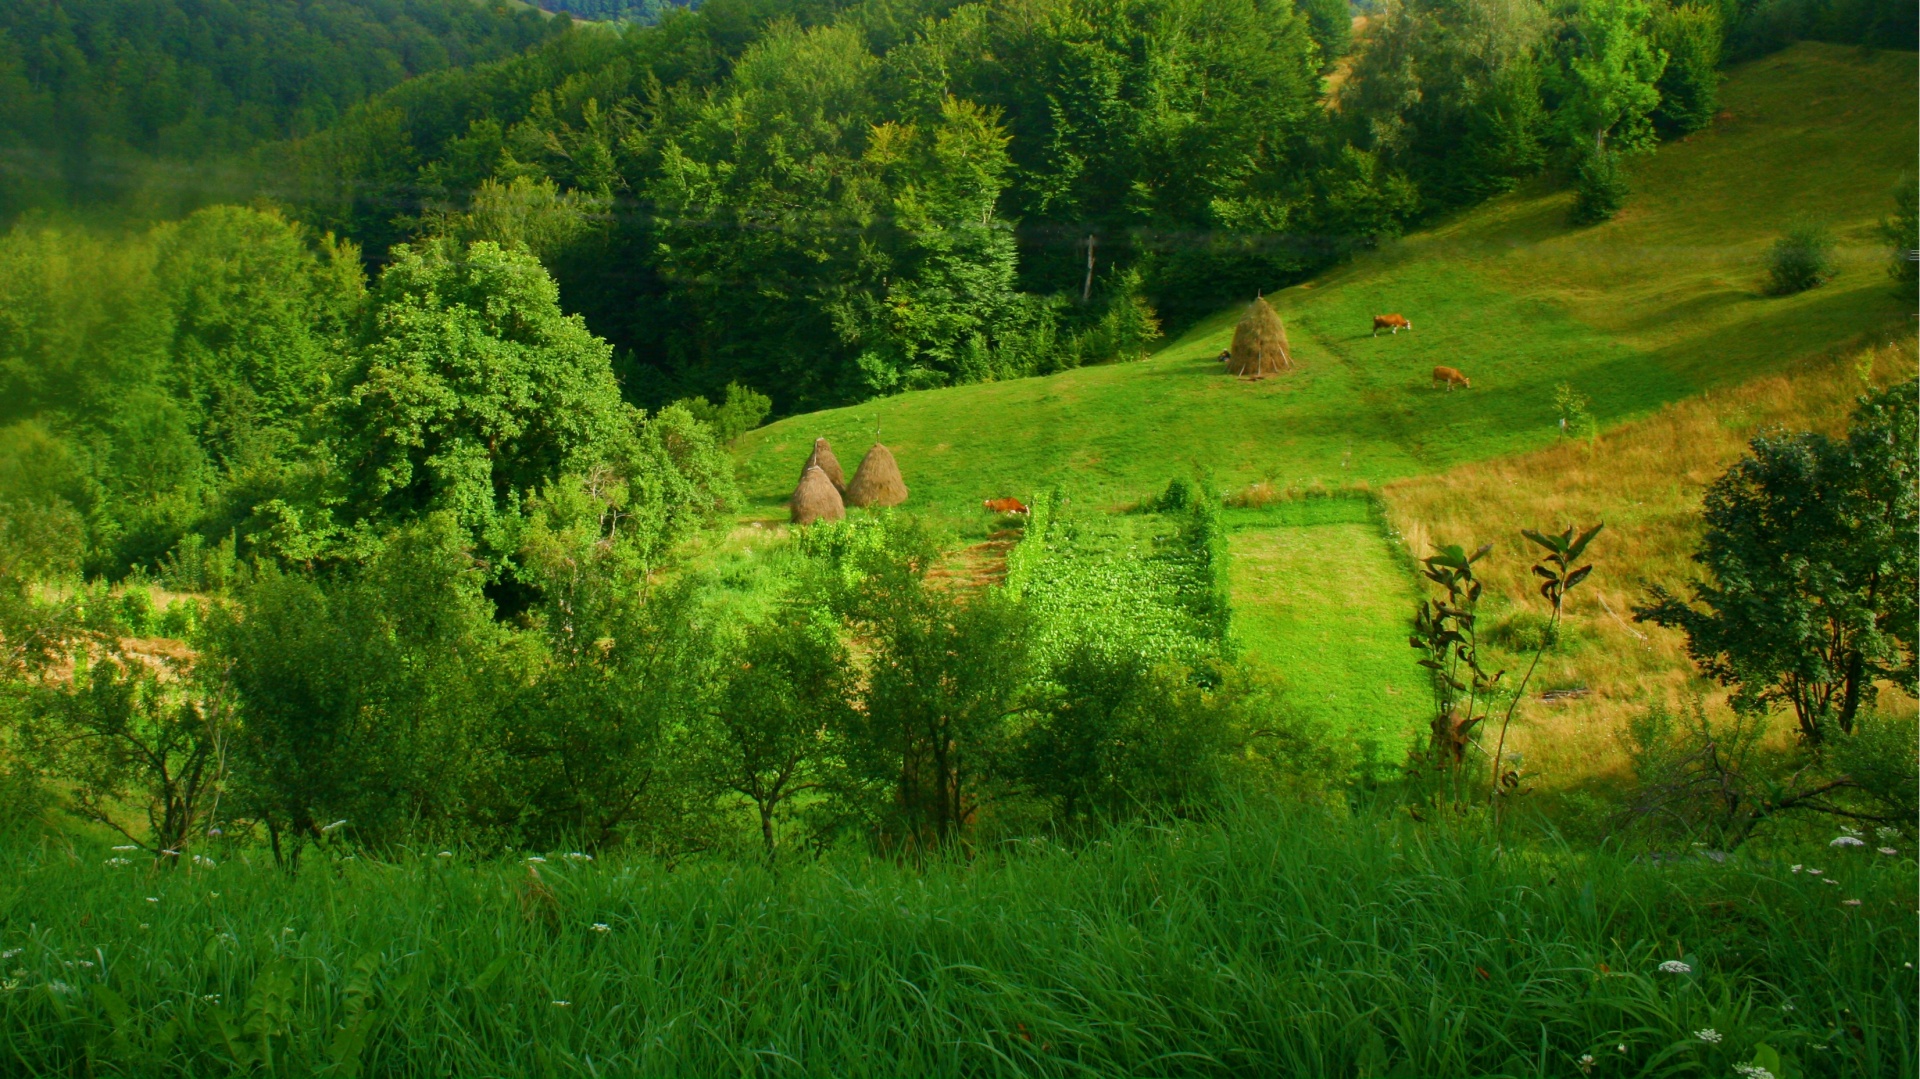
[2,808,1912,1076]
[1379,338,1919,790]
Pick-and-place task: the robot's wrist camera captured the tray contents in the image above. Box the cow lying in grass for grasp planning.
[1373,314,1411,335]
[1432,366,1471,391]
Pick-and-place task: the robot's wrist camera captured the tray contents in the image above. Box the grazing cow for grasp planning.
[983,497,1030,515]
[1372,314,1412,336]
[1432,366,1471,391]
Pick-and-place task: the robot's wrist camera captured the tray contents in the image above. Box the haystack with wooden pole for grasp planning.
[845,443,908,508]
[801,437,846,492]
[790,465,845,525]
[1225,293,1292,377]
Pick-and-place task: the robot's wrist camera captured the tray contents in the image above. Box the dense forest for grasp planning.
[0,0,569,219]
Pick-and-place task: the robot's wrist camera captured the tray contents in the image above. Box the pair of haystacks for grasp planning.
[790,438,908,525]
[1226,293,1293,377]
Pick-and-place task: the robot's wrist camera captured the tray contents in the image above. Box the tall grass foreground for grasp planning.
[2,809,1910,1077]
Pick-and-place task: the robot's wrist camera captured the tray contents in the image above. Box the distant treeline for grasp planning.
[0,0,569,220]
[533,0,699,23]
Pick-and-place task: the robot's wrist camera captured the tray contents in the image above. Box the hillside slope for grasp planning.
[734,43,1915,513]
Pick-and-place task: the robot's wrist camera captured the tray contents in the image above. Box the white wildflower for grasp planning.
[0,980,17,993]
[1616,1044,1627,1053]
[1830,836,1866,848]
[1878,847,1899,855]
[145,896,159,903]
[1733,1065,1775,1079]
[1841,824,1863,836]
[47,981,75,996]
[565,852,592,862]
[1577,1053,1596,1074]
[1658,960,1693,974]
[1822,878,1839,886]
[1806,868,1822,875]
[589,922,610,933]
[111,845,138,852]
[437,851,453,859]
[207,828,223,837]
[0,949,20,960]
[1694,1029,1722,1044]
[209,892,220,899]
[192,854,215,868]
[1789,864,1802,873]
[551,999,571,1007]
[1842,899,1861,906]
[202,993,220,1004]
[104,857,130,867]
[321,819,348,834]
[1875,826,1900,840]
[525,856,547,864]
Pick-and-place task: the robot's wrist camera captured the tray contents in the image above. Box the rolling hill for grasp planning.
[734,43,1914,514]
[727,42,1915,746]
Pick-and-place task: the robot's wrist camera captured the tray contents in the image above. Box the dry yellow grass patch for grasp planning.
[1381,337,1917,788]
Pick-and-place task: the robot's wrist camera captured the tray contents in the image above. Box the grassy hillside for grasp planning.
[734,43,1914,514]
[1381,337,1917,792]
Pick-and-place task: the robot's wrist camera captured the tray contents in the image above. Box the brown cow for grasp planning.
[983,497,1030,515]
[1373,314,1412,336]
[1432,366,1471,391]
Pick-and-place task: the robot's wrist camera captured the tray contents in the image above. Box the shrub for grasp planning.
[1765,219,1836,295]
[1570,147,1629,225]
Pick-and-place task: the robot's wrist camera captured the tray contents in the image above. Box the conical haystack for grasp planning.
[801,437,846,492]
[845,443,908,508]
[1226,294,1292,377]
[790,465,845,526]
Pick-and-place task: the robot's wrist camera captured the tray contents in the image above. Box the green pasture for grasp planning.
[734,43,1915,514]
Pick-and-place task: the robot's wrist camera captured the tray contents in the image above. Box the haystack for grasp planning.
[801,437,846,492]
[1226,294,1292,377]
[845,443,908,507]
[790,465,845,526]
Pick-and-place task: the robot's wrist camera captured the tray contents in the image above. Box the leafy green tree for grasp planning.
[217,515,509,859]
[1342,0,1552,210]
[702,608,850,858]
[346,239,631,563]
[25,644,223,857]
[1554,0,1668,155]
[815,518,1034,848]
[1636,382,1919,744]
[1651,3,1723,137]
